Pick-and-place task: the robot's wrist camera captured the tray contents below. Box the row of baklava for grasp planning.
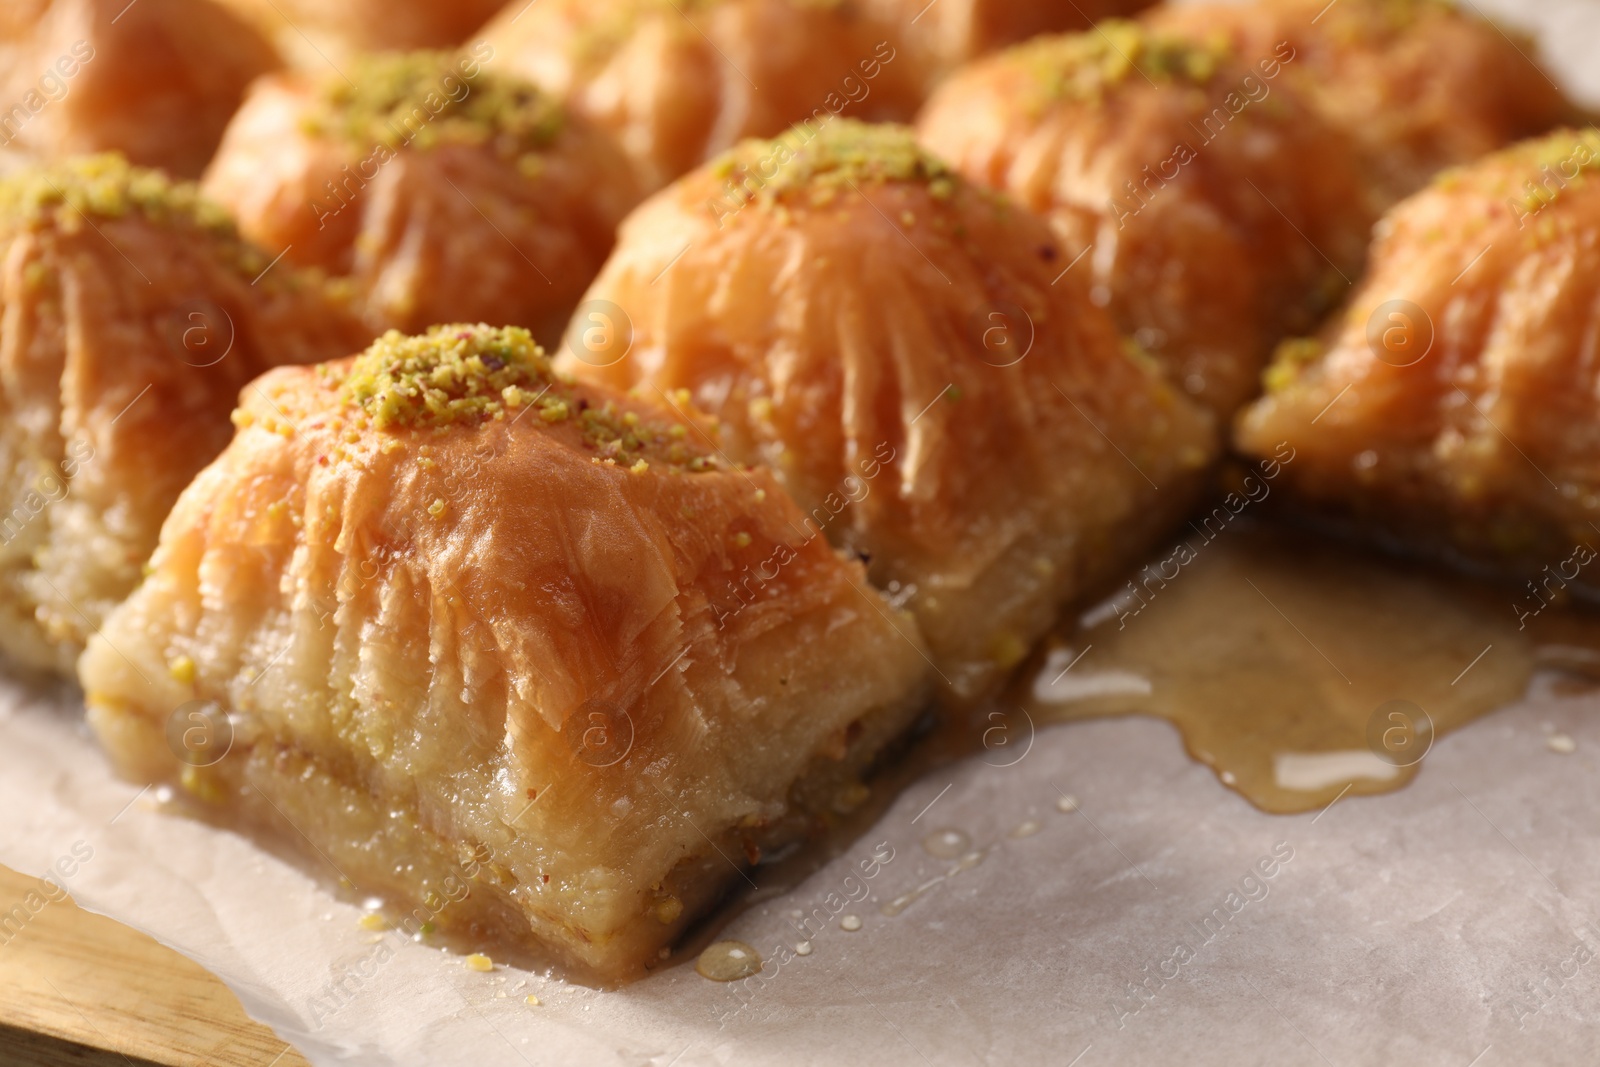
[0,0,1152,180]
[0,0,1591,981]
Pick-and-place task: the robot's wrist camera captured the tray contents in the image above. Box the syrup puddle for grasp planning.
[1010,520,1600,814]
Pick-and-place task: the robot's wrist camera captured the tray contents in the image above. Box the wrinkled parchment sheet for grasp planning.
[4,2,1600,1064]
[6,673,1600,1066]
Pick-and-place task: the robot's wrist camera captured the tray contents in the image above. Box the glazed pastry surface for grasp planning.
[562,121,1217,697]
[480,0,926,190]
[203,50,642,343]
[1147,0,1577,207]
[865,0,1157,91]
[0,0,281,178]
[0,155,367,674]
[1236,129,1600,574]
[917,20,1375,419]
[81,324,931,981]
[212,0,505,67]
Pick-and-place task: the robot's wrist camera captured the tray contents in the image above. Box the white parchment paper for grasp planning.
[4,2,1599,1064]
[6,669,1600,1066]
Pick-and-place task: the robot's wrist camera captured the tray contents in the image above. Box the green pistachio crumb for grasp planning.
[1008,21,1231,103]
[1264,337,1324,393]
[0,154,237,236]
[708,120,959,210]
[301,51,566,161]
[336,324,720,471]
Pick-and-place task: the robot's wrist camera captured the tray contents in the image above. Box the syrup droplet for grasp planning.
[1056,794,1079,813]
[1009,820,1041,838]
[921,828,971,859]
[696,940,763,981]
[881,892,918,918]
[840,915,863,932]
[1548,733,1577,754]
[795,941,812,956]
[880,846,994,917]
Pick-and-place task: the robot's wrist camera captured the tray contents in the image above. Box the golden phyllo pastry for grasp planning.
[203,51,642,343]
[864,0,1157,92]
[211,0,505,67]
[0,0,281,178]
[0,155,365,675]
[917,21,1375,419]
[1146,0,1577,207]
[1236,129,1600,574]
[480,0,925,191]
[80,324,931,981]
[561,121,1217,698]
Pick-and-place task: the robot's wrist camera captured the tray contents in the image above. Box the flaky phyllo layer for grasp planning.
[478,0,930,191]
[563,121,1218,697]
[0,154,366,674]
[0,0,281,178]
[916,22,1376,420]
[1237,129,1600,573]
[202,50,642,343]
[81,324,931,980]
[1147,0,1577,207]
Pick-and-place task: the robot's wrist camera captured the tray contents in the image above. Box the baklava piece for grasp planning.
[203,51,641,343]
[1236,130,1600,574]
[80,324,932,982]
[480,0,926,190]
[917,21,1374,419]
[561,122,1216,698]
[212,0,504,68]
[0,0,280,178]
[0,155,366,675]
[1147,0,1577,206]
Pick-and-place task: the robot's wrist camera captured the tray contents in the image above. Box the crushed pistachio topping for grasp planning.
[1435,128,1600,210]
[339,324,553,429]
[0,154,323,286]
[301,51,566,162]
[0,154,241,239]
[709,120,958,208]
[1009,21,1230,102]
[335,324,720,471]
[1264,336,1325,392]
